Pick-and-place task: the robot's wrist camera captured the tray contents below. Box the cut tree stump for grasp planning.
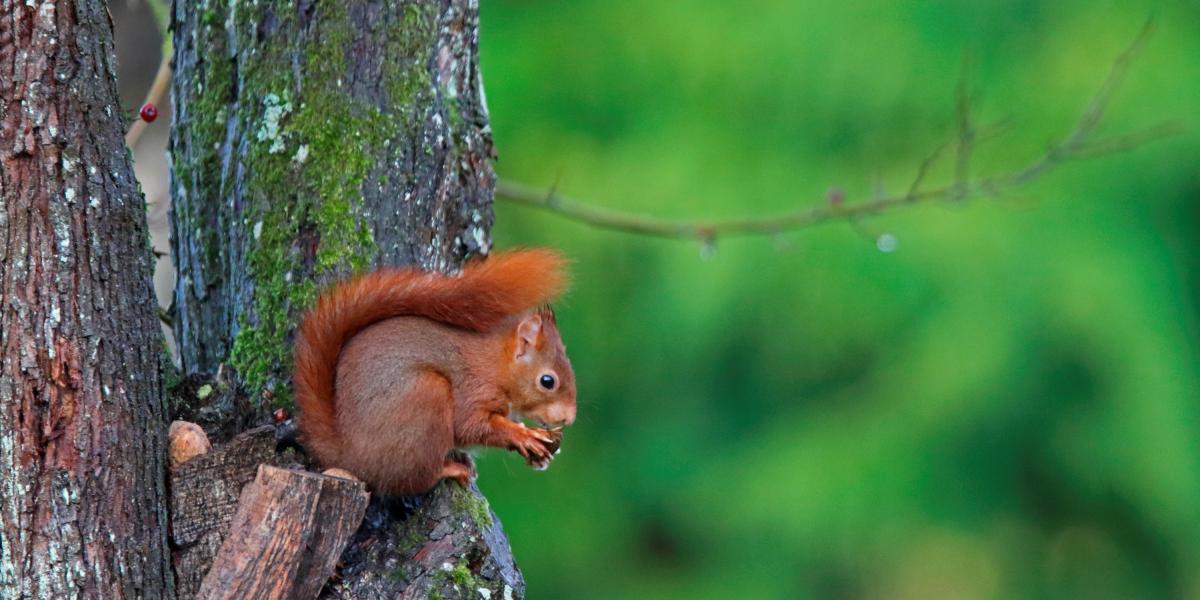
[198,465,370,600]
[168,423,528,599]
[170,426,297,597]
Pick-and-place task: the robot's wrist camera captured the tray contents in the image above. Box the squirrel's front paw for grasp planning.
[510,425,562,466]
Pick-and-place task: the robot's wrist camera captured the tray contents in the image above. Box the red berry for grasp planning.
[273,408,288,423]
[826,186,845,206]
[139,102,158,123]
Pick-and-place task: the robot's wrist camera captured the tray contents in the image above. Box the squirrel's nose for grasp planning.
[559,404,576,426]
[546,402,575,427]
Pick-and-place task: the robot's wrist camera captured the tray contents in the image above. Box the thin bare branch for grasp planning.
[125,0,173,149]
[495,22,1179,243]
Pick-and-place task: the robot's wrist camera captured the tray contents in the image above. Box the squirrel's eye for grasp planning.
[538,374,557,390]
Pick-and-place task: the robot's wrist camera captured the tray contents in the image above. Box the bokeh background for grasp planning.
[114,1,1200,598]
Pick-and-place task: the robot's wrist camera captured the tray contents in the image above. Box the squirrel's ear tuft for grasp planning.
[535,304,557,325]
[515,314,543,358]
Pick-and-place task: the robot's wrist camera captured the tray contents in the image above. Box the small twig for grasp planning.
[953,54,975,199]
[906,139,950,202]
[1070,20,1154,145]
[1007,19,1155,187]
[495,22,1178,243]
[1067,121,1185,159]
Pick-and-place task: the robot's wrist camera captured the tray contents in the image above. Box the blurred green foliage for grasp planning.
[473,1,1200,598]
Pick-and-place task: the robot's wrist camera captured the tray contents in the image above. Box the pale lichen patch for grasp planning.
[255,92,292,154]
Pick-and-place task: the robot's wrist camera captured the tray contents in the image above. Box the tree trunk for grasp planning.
[169,0,495,406]
[0,1,174,597]
[169,0,524,596]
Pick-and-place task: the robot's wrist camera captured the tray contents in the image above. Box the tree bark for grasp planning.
[0,1,174,597]
[169,0,496,405]
[328,480,525,599]
[169,0,524,597]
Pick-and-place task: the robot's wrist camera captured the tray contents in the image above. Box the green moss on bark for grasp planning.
[450,484,495,529]
[225,0,443,405]
[174,0,474,406]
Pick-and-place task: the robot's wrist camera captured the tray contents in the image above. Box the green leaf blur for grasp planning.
[475,1,1200,598]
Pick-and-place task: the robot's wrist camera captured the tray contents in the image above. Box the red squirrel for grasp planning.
[293,249,577,495]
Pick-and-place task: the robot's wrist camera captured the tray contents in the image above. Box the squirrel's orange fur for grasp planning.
[293,249,576,495]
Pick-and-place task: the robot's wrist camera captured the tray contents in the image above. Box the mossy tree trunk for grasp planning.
[170,0,495,409]
[170,0,524,597]
[0,0,174,596]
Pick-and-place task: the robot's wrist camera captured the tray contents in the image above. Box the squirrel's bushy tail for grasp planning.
[293,249,568,465]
